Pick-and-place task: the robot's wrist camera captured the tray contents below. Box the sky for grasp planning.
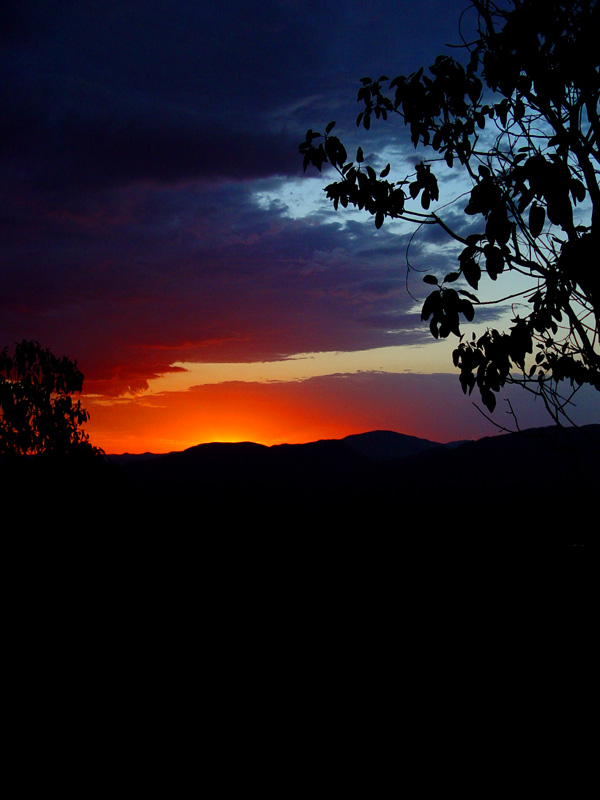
[2,0,598,453]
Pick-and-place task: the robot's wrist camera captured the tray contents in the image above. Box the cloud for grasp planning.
[0,163,509,398]
[1,0,512,407]
[2,166,448,396]
[0,1,474,189]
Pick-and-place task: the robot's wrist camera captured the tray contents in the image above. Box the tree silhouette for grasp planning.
[0,340,103,459]
[300,0,599,421]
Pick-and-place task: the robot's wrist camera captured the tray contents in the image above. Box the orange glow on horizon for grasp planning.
[85,368,597,455]
[82,372,477,454]
[84,384,378,453]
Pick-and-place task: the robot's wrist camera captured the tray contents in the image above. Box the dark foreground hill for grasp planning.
[114,423,599,482]
[109,429,446,498]
[106,425,598,542]
[3,425,597,545]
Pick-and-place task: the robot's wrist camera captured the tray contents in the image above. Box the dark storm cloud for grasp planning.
[1,0,473,393]
[0,1,322,188]
[2,176,427,392]
[1,0,469,189]
[0,10,300,188]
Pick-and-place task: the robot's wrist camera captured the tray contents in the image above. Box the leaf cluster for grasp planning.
[299,0,600,417]
[0,340,103,458]
[421,272,477,339]
[299,121,406,229]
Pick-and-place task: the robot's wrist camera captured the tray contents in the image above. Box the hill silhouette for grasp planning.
[341,430,445,460]
[110,430,445,491]
[105,425,598,544]
[3,425,596,545]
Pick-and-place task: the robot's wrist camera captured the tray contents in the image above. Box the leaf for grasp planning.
[465,234,484,246]
[486,208,511,245]
[462,258,481,290]
[325,120,336,135]
[356,147,364,163]
[571,179,586,203]
[481,389,496,412]
[444,272,460,283]
[380,163,391,178]
[421,291,442,322]
[459,299,475,322]
[441,288,459,312]
[423,275,439,285]
[484,244,504,280]
[439,318,453,338]
[514,98,525,120]
[459,290,479,303]
[529,203,545,238]
[517,187,534,214]
[375,211,384,229]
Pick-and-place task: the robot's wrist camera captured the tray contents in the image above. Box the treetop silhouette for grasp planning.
[299,0,599,422]
[0,339,103,459]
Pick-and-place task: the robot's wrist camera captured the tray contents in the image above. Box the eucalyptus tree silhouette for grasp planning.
[300,0,600,423]
[0,339,102,459]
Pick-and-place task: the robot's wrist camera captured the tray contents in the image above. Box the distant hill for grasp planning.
[107,429,448,467]
[105,425,599,543]
[341,430,444,461]
[4,425,595,545]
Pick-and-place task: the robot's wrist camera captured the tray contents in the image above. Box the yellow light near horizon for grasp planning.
[146,342,460,395]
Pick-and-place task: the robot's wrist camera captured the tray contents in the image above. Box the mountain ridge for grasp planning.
[112,423,600,503]
[3,424,596,544]
[106,428,452,464]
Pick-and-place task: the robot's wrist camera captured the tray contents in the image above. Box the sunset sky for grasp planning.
[2,0,598,453]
